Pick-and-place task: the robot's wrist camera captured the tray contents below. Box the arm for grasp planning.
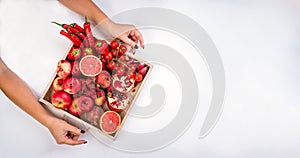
[0,58,86,145]
[59,0,144,49]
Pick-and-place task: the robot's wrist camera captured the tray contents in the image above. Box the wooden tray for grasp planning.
[39,44,153,140]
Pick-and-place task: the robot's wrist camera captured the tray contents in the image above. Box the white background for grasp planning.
[1,0,300,157]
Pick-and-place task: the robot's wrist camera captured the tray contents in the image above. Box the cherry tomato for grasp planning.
[127,71,136,79]
[111,49,118,57]
[107,61,116,70]
[119,45,127,55]
[104,52,113,61]
[110,40,119,49]
[135,73,143,82]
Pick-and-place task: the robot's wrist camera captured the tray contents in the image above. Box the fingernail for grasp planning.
[84,141,87,144]
[81,130,85,134]
[134,45,138,49]
[142,45,145,49]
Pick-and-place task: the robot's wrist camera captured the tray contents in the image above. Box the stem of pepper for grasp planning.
[85,16,88,23]
[52,21,64,27]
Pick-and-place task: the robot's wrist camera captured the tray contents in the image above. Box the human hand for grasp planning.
[99,19,144,51]
[47,117,87,145]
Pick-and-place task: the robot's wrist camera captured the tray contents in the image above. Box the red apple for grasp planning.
[62,77,82,94]
[71,61,81,76]
[56,60,71,79]
[95,89,106,106]
[77,95,94,114]
[95,70,111,89]
[68,99,79,117]
[51,91,72,109]
[67,46,81,61]
[52,77,64,91]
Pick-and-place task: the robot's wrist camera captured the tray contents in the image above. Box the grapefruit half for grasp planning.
[79,55,102,76]
[99,111,121,134]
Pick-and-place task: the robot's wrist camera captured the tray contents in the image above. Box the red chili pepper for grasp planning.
[52,22,81,35]
[70,23,85,35]
[70,31,87,47]
[83,16,95,48]
[70,33,82,47]
[75,32,84,40]
[60,30,81,47]
[53,21,87,47]
[80,35,89,47]
[74,31,88,47]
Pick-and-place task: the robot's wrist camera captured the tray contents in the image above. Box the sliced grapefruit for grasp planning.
[99,111,121,134]
[79,55,102,76]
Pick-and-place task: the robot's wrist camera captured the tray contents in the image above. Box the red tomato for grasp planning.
[107,61,116,70]
[135,73,143,82]
[127,71,136,79]
[110,40,119,49]
[119,45,127,55]
[111,49,118,57]
[104,52,113,61]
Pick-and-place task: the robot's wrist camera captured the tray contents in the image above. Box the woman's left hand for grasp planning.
[48,117,87,145]
[99,19,144,51]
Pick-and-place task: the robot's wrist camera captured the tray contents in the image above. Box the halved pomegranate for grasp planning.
[112,75,135,93]
[107,91,131,112]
